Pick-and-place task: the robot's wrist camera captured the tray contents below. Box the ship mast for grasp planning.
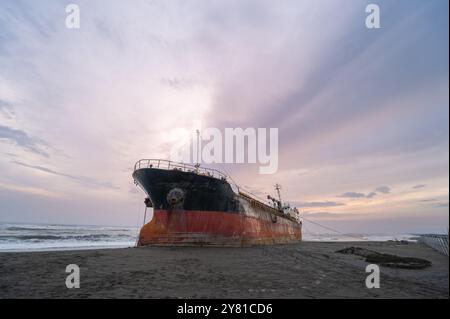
[275,183,282,205]
[195,129,200,169]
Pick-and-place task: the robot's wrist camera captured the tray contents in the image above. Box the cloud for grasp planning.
[161,78,197,91]
[12,160,118,189]
[418,198,437,203]
[413,184,426,189]
[337,191,378,198]
[0,181,62,198]
[337,192,366,198]
[0,125,49,157]
[375,186,391,194]
[435,202,449,208]
[0,100,9,108]
[301,211,362,220]
[294,201,345,208]
[0,99,14,118]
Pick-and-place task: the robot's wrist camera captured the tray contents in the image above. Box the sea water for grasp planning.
[0,222,419,252]
[0,223,139,252]
[302,232,418,242]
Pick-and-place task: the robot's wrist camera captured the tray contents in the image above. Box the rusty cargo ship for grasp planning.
[133,159,302,246]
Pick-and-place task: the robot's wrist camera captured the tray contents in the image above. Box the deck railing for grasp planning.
[133,159,229,181]
[133,159,286,210]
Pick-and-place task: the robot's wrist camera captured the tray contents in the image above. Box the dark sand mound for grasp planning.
[336,247,432,269]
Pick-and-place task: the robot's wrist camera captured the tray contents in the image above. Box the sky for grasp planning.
[0,0,448,234]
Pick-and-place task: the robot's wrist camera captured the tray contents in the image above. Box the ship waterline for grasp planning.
[133,159,302,247]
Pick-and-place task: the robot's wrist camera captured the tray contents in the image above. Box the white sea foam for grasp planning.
[0,223,139,252]
[302,232,419,242]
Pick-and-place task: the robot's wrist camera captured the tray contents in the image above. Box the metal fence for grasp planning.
[419,234,449,256]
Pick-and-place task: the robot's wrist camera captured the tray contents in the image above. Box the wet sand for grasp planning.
[0,241,448,298]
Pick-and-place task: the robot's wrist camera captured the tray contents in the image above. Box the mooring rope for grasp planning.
[301,215,367,241]
[134,195,143,247]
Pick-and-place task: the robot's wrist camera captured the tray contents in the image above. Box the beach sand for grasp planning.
[0,241,448,299]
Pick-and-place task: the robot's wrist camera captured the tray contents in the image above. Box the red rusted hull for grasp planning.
[138,210,302,246]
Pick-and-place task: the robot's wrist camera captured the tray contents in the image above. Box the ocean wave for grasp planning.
[0,223,139,250]
[5,225,136,232]
[0,234,134,241]
[0,241,136,252]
